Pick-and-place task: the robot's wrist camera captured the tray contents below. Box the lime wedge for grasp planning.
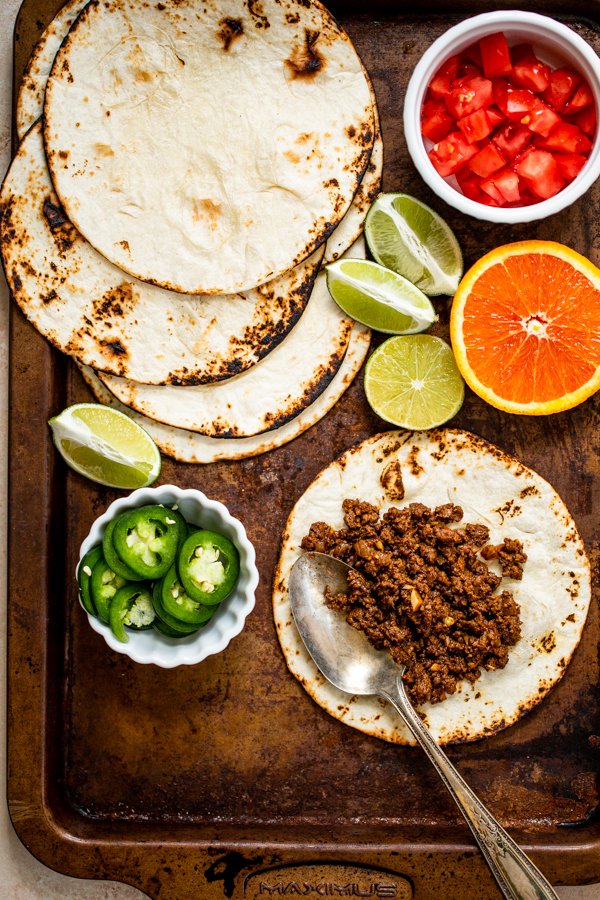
[325,258,436,334]
[49,403,161,488]
[364,335,464,430]
[364,193,463,296]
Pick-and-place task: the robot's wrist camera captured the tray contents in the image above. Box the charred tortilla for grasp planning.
[94,238,367,437]
[273,430,591,745]
[0,123,323,386]
[44,0,374,295]
[78,319,371,462]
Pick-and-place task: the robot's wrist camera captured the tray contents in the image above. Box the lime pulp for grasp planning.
[364,335,465,430]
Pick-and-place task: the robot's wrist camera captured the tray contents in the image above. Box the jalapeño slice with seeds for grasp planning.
[160,564,216,626]
[103,514,145,581]
[90,558,129,624]
[109,584,156,643]
[151,577,205,633]
[178,530,240,606]
[112,505,185,579]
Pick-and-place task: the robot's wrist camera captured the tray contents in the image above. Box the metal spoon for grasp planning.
[289,552,558,900]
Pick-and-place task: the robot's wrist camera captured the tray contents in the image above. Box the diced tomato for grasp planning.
[428,55,461,99]
[428,131,479,176]
[444,76,493,119]
[420,34,595,209]
[573,105,597,138]
[514,149,565,199]
[493,123,532,159]
[525,99,561,137]
[461,42,483,68]
[421,99,455,142]
[543,67,581,112]
[498,86,534,119]
[455,169,487,202]
[458,61,484,79]
[510,44,550,93]
[553,152,588,180]
[479,32,512,78]
[480,178,506,205]
[457,108,493,143]
[538,122,593,154]
[564,82,594,113]
[469,142,506,177]
[492,77,510,110]
[482,168,521,204]
[486,105,505,129]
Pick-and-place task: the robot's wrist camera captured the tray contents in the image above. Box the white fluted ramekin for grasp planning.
[403,10,600,223]
[77,484,258,667]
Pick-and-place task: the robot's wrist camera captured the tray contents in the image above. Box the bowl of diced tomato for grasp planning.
[403,10,600,222]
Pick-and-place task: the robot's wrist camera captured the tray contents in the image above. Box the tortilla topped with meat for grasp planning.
[273,429,591,745]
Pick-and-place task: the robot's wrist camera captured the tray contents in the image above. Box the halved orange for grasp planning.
[450,241,600,415]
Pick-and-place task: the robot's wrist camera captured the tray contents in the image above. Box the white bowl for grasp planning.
[77,485,258,667]
[403,10,600,223]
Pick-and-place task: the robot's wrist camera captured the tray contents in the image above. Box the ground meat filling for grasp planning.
[300,499,525,707]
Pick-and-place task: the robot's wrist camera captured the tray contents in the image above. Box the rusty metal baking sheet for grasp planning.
[7,1,600,898]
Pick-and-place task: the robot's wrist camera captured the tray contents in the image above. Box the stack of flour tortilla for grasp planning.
[2,0,384,463]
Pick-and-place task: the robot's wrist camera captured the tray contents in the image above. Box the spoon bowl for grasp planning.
[289,551,404,696]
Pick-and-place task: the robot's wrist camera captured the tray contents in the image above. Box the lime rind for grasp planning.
[49,402,161,488]
[326,258,437,335]
[364,335,465,430]
[364,193,463,296]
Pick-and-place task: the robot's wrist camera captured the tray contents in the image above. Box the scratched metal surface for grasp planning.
[7,1,600,897]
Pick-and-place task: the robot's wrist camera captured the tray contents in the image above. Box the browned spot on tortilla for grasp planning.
[346,124,356,138]
[245,0,269,29]
[193,199,222,228]
[58,150,69,160]
[133,67,153,83]
[216,17,244,51]
[99,338,128,358]
[296,132,313,144]
[284,150,301,164]
[119,240,131,253]
[381,460,404,501]
[43,197,69,230]
[520,485,541,498]
[42,197,77,251]
[539,631,557,653]
[285,12,300,24]
[93,283,134,321]
[93,142,114,157]
[41,289,59,305]
[285,29,325,80]
[408,445,424,476]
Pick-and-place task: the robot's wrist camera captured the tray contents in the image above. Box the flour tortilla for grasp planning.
[1,123,323,386]
[16,0,88,140]
[78,320,370,462]
[44,0,374,295]
[96,238,366,437]
[273,429,591,745]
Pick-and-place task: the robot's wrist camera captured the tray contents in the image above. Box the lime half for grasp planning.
[49,403,161,488]
[364,193,463,296]
[325,258,436,334]
[364,335,464,430]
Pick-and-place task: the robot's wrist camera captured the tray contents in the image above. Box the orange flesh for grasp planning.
[462,253,600,404]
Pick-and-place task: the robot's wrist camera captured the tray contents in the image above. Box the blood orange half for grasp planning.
[450,241,600,415]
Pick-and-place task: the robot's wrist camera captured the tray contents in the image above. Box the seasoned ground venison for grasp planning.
[300,499,524,707]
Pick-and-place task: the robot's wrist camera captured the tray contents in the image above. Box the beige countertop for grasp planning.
[0,2,598,897]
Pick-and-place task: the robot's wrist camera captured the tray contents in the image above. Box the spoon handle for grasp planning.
[383,677,558,900]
